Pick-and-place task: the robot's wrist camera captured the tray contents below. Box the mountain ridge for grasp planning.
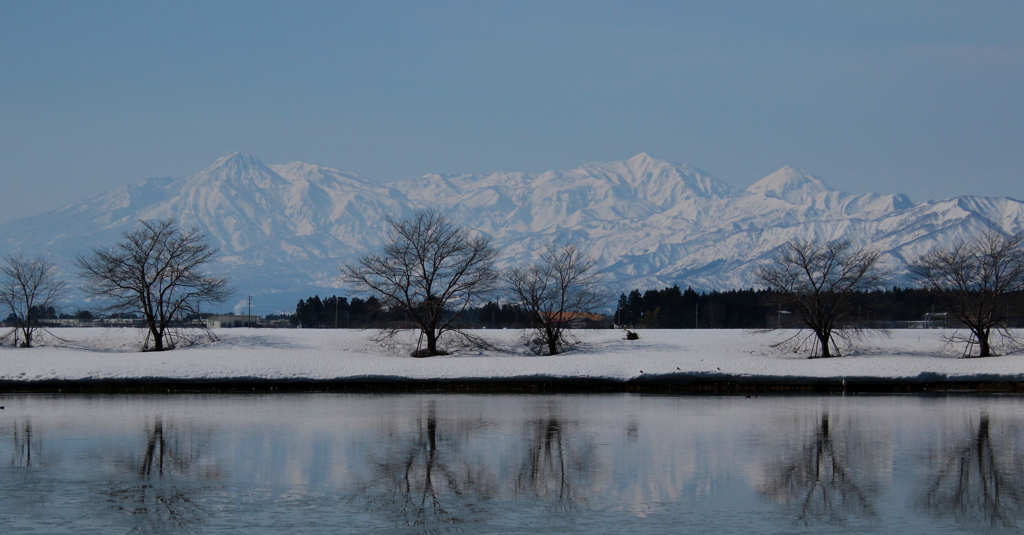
[2,152,1022,313]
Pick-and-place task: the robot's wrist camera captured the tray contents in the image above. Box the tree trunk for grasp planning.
[544,326,560,355]
[150,325,165,351]
[976,329,991,357]
[817,331,833,359]
[425,330,437,356]
[547,335,559,356]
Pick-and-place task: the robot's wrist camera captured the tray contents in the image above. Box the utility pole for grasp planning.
[335,296,339,329]
[247,295,252,328]
[695,302,699,329]
[776,306,791,328]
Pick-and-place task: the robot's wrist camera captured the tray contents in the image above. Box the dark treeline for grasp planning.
[614,285,980,329]
[2,305,59,324]
[472,301,532,329]
[291,296,533,329]
[292,295,383,328]
[288,286,1004,329]
[615,286,771,329]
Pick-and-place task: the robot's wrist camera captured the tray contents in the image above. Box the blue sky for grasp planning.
[1,1,1022,223]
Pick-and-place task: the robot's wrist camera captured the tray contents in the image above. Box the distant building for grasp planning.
[206,314,260,328]
[923,312,949,328]
[542,312,606,328]
[25,317,145,327]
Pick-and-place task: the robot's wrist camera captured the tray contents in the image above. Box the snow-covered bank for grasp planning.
[1,328,1023,389]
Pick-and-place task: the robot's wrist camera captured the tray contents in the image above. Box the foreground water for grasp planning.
[1,393,1023,534]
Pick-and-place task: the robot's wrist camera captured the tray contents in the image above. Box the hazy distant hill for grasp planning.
[2,151,1023,312]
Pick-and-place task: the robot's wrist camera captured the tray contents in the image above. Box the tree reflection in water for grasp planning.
[105,416,211,534]
[920,413,1024,527]
[513,405,597,512]
[6,419,38,467]
[362,400,600,530]
[758,413,878,524]
[362,401,496,532]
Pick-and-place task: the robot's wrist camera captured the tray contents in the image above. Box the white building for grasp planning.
[206,315,260,328]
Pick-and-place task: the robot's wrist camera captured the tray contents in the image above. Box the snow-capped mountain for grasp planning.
[0,153,413,311]
[385,152,1022,292]
[1,151,1022,313]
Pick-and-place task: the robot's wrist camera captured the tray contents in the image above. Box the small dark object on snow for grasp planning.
[624,330,639,340]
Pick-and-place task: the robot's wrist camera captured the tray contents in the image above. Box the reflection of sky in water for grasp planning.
[1,394,1023,533]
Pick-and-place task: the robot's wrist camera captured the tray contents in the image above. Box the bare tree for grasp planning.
[909,230,1024,357]
[76,219,231,351]
[341,210,498,357]
[757,239,885,358]
[505,243,603,355]
[0,254,66,347]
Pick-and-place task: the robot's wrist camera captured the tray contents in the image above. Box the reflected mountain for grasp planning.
[10,394,1024,533]
[920,413,1024,527]
[758,413,879,524]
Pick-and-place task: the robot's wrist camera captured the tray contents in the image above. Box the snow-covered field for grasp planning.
[1,327,1023,385]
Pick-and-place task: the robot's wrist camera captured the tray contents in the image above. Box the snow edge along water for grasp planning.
[2,328,1024,393]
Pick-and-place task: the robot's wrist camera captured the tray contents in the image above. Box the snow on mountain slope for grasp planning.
[0,153,413,310]
[386,156,1024,294]
[746,166,833,204]
[1,151,1022,312]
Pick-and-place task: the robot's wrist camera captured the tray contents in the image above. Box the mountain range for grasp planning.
[2,152,1022,313]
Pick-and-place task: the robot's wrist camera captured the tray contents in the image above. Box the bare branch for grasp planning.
[0,254,67,347]
[909,230,1024,357]
[757,239,886,358]
[340,210,498,356]
[505,243,604,355]
[76,219,232,351]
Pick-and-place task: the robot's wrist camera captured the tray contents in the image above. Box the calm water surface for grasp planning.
[1,393,1023,534]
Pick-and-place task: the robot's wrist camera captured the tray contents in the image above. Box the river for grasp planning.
[1,393,1022,533]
